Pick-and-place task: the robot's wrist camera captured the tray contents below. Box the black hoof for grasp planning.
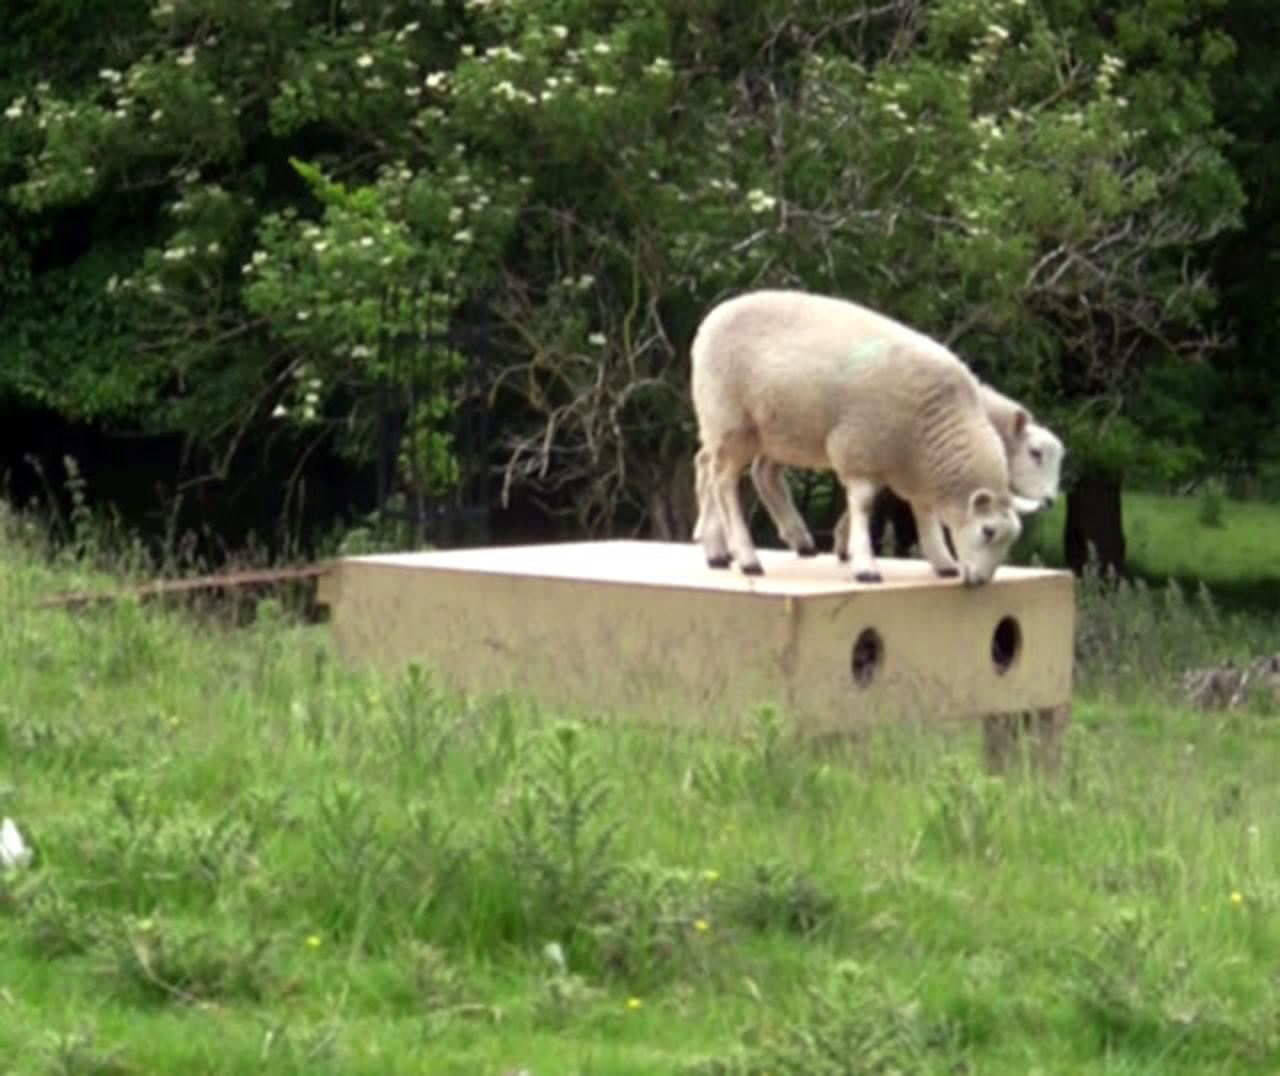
[836,550,850,562]
[854,570,883,584]
[934,566,960,578]
[741,562,765,576]
[706,555,732,570]
[797,544,818,558]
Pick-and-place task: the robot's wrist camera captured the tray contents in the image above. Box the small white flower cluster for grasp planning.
[1096,52,1125,93]
[746,188,777,214]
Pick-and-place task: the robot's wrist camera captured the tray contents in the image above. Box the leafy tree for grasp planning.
[0,0,1251,564]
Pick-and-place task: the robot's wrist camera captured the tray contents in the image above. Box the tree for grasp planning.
[0,0,1249,560]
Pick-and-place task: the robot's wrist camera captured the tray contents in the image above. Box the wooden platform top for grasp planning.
[341,540,1068,596]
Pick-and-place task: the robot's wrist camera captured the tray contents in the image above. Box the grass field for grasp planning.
[3,500,1280,1074]
[1021,488,1280,612]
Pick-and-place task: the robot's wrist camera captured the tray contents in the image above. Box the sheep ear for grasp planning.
[969,488,995,516]
[1013,408,1029,437]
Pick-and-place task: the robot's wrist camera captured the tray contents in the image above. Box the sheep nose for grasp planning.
[1042,495,1056,509]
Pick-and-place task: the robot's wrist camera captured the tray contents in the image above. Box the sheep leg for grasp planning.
[750,457,817,557]
[695,449,733,569]
[710,449,763,575]
[912,505,961,578]
[691,447,715,545]
[839,477,882,583]
[834,509,851,561]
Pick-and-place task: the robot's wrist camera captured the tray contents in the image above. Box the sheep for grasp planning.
[742,382,1065,563]
[694,383,1063,561]
[690,289,1023,585]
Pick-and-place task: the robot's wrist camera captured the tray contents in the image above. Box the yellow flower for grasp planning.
[1230,891,1244,906]
[626,997,642,1011]
[693,919,710,933]
[306,934,322,948]
[702,869,720,884]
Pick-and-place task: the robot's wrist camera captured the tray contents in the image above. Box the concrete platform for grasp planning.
[316,540,1075,754]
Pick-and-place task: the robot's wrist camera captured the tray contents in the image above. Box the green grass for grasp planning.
[3,507,1280,1074]
[1021,488,1280,612]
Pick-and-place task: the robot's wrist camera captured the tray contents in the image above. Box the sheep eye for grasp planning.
[1030,449,1043,464]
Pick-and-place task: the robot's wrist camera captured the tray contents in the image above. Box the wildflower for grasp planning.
[4,101,24,120]
[588,332,606,347]
[626,997,642,1010]
[453,229,474,244]
[272,404,287,418]
[448,206,464,223]
[550,25,569,40]
[99,68,122,82]
[593,41,612,55]
[306,934,322,948]
[576,274,595,290]
[593,85,616,96]
[350,344,372,359]
[176,47,197,67]
[746,188,777,214]
[702,868,720,883]
[425,71,448,90]
[693,919,710,933]
[312,240,329,253]
[356,54,375,69]
[359,236,374,247]
[1230,891,1244,906]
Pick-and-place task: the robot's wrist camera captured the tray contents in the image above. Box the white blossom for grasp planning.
[272,403,288,418]
[176,47,197,67]
[588,332,606,347]
[356,54,375,69]
[453,228,474,244]
[746,188,777,214]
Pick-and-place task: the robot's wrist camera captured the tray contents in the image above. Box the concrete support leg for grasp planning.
[982,703,1070,775]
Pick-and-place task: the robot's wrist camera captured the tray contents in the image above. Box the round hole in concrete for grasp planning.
[851,628,883,688]
[991,616,1021,675]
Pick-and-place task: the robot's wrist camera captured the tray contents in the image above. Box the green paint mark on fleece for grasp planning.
[835,336,889,371]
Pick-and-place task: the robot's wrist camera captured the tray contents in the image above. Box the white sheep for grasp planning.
[690,289,1023,585]
[735,382,1065,562]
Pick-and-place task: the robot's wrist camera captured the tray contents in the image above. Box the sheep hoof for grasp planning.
[796,544,818,558]
[706,554,732,570]
[854,570,882,584]
[740,562,765,576]
[836,549,850,562]
[933,566,960,579]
